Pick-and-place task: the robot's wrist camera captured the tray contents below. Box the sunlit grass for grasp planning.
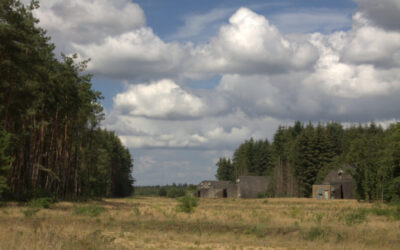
[0,197,399,249]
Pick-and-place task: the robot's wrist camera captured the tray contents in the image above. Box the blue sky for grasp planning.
[32,0,400,185]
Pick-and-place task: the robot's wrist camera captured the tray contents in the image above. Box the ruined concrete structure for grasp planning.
[196,176,271,198]
[312,170,355,200]
[196,181,237,198]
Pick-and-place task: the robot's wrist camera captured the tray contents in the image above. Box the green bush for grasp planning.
[29,197,55,209]
[73,205,105,217]
[176,194,199,213]
[21,197,55,217]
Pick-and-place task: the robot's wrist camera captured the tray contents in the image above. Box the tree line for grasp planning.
[216,121,400,202]
[0,0,134,200]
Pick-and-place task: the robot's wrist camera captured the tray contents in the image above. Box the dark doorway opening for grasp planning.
[340,185,344,199]
[197,191,201,197]
[223,189,227,198]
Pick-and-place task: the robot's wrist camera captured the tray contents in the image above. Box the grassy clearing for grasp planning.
[0,197,399,249]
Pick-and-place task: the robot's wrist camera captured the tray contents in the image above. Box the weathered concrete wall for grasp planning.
[227,183,238,198]
[237,176,270,198]
[197,181,236,198]
[197,176,271,198]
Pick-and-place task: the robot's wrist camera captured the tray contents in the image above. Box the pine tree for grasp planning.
[216,157,234,181]
[0,125,11,196]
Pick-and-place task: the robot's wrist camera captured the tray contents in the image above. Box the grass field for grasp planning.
[0,197,399,249]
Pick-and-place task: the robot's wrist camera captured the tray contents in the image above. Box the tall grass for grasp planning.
[1,197,399,249]
[73,205,105,217]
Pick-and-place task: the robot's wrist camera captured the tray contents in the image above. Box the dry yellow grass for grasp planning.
[0,197,399,249]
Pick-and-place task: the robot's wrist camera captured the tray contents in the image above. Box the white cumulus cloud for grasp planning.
[113,79,205,119]
[31,0,145,53]
[189,8,319,76]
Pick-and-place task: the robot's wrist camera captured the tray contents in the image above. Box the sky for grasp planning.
[28,0,400,185]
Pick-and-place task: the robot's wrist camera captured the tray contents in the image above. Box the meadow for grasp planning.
[0,197,399,249]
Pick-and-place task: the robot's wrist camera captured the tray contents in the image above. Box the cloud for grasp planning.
[72,28,189,80]
[113,79,205,119]
[355,0,400,30]
[104,108,283,149]
[189,8,319,76]
[70,7,319,81]
[31,0,146,53]
[303,14,400,101]
[339,13,400,68]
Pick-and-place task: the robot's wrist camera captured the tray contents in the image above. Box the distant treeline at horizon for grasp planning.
[216,121,400,202]
[135,183,196,198]
[0,1,134,201]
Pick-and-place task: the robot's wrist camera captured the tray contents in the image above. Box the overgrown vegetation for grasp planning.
[0,0,134,201]
[21,197,55,217]
[28,197,55,209]
[73,205,105,217]
[176,194,199,213]
[344,208,368,225]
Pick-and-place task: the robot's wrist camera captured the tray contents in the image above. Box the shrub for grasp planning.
[176,194,199,213]
[21,197,55,217]
[29,197,55,209]
[73,205,105,217]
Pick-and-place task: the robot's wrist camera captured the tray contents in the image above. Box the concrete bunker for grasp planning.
[312,169,355,200]
[196,176,271,198]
